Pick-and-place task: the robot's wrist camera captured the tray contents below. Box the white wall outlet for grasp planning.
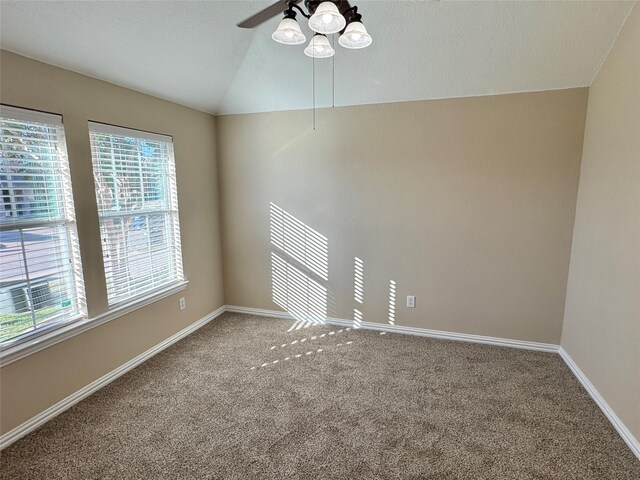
[406,295,416,308]
[179,297,186,311]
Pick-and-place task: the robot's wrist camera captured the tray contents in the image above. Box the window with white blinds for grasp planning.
[0,105,86,346]
[89,122,183,306]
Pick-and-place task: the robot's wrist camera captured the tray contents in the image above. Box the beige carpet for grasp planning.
[1,312,638,479]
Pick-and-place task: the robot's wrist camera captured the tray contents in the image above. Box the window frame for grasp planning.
[0,105,87,349]
[0,113,189,366]
[0,280,188,366]
[88,121,185,308]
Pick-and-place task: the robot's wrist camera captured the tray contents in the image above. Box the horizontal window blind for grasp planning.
[89,122,183,306]
[0,105,86,345]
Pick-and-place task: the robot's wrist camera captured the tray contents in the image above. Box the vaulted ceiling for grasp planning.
[0,1,635,115]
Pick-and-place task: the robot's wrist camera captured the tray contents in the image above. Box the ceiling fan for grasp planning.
[237,0,372,58]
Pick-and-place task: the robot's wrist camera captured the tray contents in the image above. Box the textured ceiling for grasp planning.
[0,1,635,115]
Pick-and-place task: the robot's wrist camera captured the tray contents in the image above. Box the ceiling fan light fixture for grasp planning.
[304,34,335,58]
[338,20,371,49]
[272,17,306,45]
[308,1,346,34]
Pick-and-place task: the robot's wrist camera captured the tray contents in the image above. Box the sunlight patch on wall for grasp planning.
[270,202,328,281]
[269,202,329,331]
[388,280,396,326]
[353,257,364,327]
[271,252,327,330]
[269,203,329,330]
[353,308,363,328]
[354,257,364,304]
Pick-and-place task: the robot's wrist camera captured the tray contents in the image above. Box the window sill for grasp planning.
[0,280,189,367]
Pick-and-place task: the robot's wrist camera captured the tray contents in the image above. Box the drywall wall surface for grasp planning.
[562,5,640,441]
[217,88,588,345]
[0,51,224,434]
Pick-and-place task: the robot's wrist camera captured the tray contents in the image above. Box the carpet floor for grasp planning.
[1,312,638,479]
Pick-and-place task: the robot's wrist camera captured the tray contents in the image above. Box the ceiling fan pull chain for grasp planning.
[332,34,335,108]
[312,36,316,131]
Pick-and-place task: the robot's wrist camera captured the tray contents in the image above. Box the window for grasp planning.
[89,122,183,306]
[0,105,86,345]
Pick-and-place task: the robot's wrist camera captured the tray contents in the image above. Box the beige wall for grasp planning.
[217,88,588,344]
[6,30,634,442]
[561,6,640,441]
[0,51,224,434]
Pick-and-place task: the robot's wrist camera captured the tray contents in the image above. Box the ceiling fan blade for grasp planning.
[237,0,301,29]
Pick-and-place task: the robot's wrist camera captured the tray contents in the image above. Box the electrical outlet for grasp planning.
[406,295,415,308]
[179,297,186,311]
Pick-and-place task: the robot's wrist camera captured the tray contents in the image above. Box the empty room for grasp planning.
[0,1,638,478]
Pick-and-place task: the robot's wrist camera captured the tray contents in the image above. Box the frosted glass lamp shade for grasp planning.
[304,34,335,58]
[338,21,372,49]
[308,1,346,34]
[272,18,306,45]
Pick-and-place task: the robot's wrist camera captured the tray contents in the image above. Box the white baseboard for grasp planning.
[225,305,295,320]
[228,305,639,460]
[3,304,638,463]
[224,305,559,353]
[559,347,640,461]
[0,305,226,450]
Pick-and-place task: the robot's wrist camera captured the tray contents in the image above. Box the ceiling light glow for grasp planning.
[304,34,335,58]
[272,17,306,45]
[309,2,346,34]
[338,20,372,49]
